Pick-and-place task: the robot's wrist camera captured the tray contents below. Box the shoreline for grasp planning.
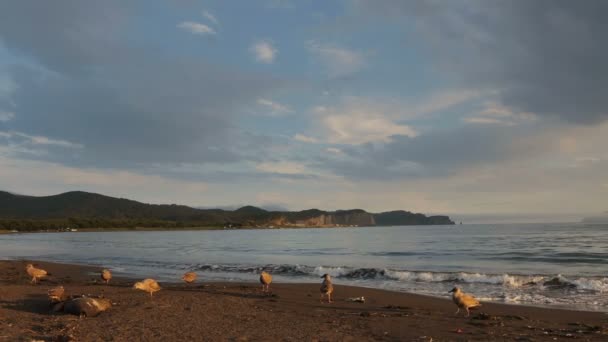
[1,260,606,341]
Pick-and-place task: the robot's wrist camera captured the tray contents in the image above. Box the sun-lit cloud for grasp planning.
[255,161,310,175]
[463,102,537,126]
[0,131,83,149]
[307,41,365,77]
[177,21,216,35]
[0,111,15,122]
[256,98,293,116]
[202,10,219,25]
[302,97,419,145]
[251,39,277,64]
[293,134,318,143]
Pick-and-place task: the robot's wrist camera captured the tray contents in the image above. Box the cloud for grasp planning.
[251,40,277,64]
[321,113,416,144]
[202,10,219,25]
[255,161,310,175]
[0,1,284,170]
[307,41,365,77]
[293,134,318,143]
[0,111,15,122]
[177,21,216,35]
[0,156,209,205]
[326,147,342,154]
[303,97,418,145]
[463,102,537,126]
[350,0,608,124]
[257,98,293,116]
[6,131,83,148]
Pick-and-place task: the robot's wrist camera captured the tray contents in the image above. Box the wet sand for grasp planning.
[1,260,607,341]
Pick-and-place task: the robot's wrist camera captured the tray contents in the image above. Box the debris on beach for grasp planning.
[345,296,365,303]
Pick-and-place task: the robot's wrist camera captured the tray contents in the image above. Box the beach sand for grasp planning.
[1,260,606,341]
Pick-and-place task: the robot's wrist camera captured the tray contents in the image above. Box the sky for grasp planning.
[0,0,607,223]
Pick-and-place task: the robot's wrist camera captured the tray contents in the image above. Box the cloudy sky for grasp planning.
[1,0,607,222]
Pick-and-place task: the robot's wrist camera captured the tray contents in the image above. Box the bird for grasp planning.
[58,297,112,317]
[47,285,67,304]
[320,274,334,303]
[182,271,197,284]
[25,264,47,284]
[449,287,481,317]
[259,271,272,293]
[101,269,112,284]
[133,278,161,298]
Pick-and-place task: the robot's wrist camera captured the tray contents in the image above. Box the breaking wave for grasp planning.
[192,263,608,292]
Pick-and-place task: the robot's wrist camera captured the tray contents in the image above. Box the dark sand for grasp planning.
[1,260,607,341]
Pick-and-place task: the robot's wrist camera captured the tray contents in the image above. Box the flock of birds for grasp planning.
[25,263,481,317]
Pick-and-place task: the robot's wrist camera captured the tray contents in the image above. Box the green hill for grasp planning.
[0,191,454,231]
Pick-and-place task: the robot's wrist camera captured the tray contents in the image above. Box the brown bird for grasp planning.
[259,271,272,293]
[182,271,197,284]
[449,287,481,317]
[320,274,334,303]
[101,269,112,284]
[47,285,67,304]
[133,278,161,298]
[26,264,47,284]
[56,297,112,317]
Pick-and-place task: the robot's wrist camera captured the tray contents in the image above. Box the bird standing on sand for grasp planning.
[101,269,112,284]
[320,274,334,303]
[449,287,481,317]
[182,271,197,284]
[260,271,272,293]
[133,278,161,298]
[25,264,47,284]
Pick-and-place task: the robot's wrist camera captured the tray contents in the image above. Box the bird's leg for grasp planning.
[320,293,324,303]
[328,293,332,304]
[454,308,460,315]
[465,308,470,317]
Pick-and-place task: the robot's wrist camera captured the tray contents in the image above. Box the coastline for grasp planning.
[1,260,606,341]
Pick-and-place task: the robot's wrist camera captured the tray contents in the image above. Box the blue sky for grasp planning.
[1,0,607,222]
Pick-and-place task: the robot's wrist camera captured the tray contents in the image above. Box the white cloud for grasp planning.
[293,134,318,143]
[257,98,293,116]
[322,113,417,144]
[0,156,208,203]
[306,98,418,145]
[177,21,216,35]
[255,161,310,175]
[250,40,277,64]
[463,117,514,125]
[202,10,219,25]
[0,131,83,148]
[463,102,537,126]
[326,147,342,154]
[307,41,365,77]
[0,111,15,122]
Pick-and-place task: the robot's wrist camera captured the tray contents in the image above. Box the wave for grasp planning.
[191,263,608,292]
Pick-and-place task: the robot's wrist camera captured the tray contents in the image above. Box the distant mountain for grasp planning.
[0,190,454,231]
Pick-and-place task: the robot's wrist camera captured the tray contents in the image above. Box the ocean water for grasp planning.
[1,223,607,311]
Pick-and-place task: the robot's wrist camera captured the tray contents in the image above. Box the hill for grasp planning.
[0,191,454,231]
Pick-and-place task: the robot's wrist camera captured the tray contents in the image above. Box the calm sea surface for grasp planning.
[1,223,607,311]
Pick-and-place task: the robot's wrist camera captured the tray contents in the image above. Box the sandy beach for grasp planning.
[0,260,606,341]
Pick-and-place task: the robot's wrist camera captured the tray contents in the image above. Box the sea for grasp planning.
[1,223,607,312]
